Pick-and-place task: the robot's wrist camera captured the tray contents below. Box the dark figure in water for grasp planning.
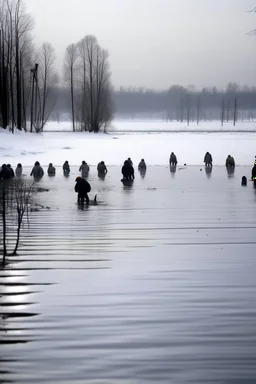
[169,152,177,165]
[63,161,70,175]
[226,155,235,167]
[0,164,12,180]
[204,152,212,167]
[30,161,44,179]
[75,176,91,205]
[97,161,108,175]
[127,157,133,166]
[241,176,247,186]
[48,163,56,176]
[7,164,14,178]
[251,163,256,182]
[15,163,23,177]
[122,160,135,181]
[138,159,146,170]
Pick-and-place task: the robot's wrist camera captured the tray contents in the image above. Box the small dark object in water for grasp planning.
[36,187,49,192]
[200,169,202,171]
[241,176,247,186]
[184,163,187,166]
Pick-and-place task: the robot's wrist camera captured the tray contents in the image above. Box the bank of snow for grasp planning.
[0,124,256,166]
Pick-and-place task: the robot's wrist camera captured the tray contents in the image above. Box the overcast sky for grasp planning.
[25,0,256,89]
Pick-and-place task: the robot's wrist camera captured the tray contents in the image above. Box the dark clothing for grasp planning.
[75,178,91,205]
[138,160,146,169]
[226,156,235,167]
[7,167,15,178]
[48,166,56,176]
[204,153,212,166]
[97,162,107,174]
[252,165,256,180]
[169,154,177,165]
[0,166,12,180]
[31,165,44,179]
[63,163,70,174]
[122,161,135,180]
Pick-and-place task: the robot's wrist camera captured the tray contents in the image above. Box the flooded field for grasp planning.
[1,165,256,383]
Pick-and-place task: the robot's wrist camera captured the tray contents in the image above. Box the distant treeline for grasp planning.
[52,82,256,124]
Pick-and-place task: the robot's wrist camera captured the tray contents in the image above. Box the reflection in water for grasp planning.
[98,172,106,181]
[170,164,177,177]
[226,166,235,178]
[138,168,146,179]
[1,165,256,384]
[205,165,212,178]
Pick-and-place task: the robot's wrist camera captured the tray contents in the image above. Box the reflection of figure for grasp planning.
[75,176,91,205]
[15,163,23,177]
[204,152,212,167]
[47,163,56,176]
[63,161,70,176]
[226,166,235,178]
[122,160,135,181]
[205,165,212,178]
[226,155,235,167]
[30,161,44,179]
[79,161,90,178]
[169,152,177,165]
[241,176,247,186]
[170,164,177,175]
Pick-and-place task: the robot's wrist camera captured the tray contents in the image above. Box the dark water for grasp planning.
[1,166,256,383]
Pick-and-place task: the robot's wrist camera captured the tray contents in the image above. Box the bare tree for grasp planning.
[0,178,35,266]
[68,35,113,133]
[63,43,78,132]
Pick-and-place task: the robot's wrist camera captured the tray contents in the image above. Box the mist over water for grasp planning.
[1,166,256,383]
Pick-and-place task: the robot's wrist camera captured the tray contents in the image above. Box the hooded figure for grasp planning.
[79,161,90,178]
[0,164,12,180]
[63,161,70,175]
[252,163,256,180]
[15,163,23,177]
[48,163,56,176]
[204,152,212,166]
[7,164,15,178]
[97,161,108,174]
[30,161,44,179]
[127,158,133,166]
[122,160,135,181]
[226,155,235,167]
[75,176,91,205]
[169,152,177,165]
[138,159,146,170]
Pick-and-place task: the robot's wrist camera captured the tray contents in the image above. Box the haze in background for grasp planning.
[26,0,256,89]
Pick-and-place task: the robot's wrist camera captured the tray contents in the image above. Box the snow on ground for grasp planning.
[1,121,256,167]
[44,120,256,133]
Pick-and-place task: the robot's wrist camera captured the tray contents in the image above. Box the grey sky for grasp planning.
[26,0,256,89]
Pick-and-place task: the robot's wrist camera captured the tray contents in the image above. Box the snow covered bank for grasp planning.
[1,126,256,167]
[43,120,256,133]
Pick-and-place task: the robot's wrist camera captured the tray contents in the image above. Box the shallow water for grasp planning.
[1,166,256,383]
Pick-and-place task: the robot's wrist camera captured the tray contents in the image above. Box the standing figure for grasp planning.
[7,164,15,178]
[75,176,91,205]
[138,159,147,170]
[169,152,177,166]
[226,155,235,167]
[48,163,56,176]
[204,152,213,167]
[122,160,135,181]
[127,157,133,166]
[0,164,12,180]
[79,161,90,178]
[97,161,108,175]
[63,161,70,175]
[15,163,23,177]
[30,161,44,179]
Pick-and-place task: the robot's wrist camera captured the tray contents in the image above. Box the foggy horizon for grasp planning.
[25,0,256,89]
